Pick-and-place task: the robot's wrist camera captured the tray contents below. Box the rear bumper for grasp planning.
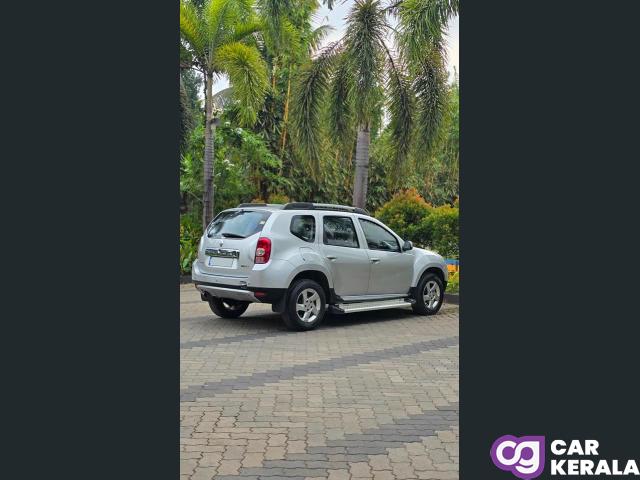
[196,282,259,302]
[192,259,288,304]
[194,281,286,304]
[192,260,250,287]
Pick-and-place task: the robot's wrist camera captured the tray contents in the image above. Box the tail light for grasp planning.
[254,237,271,264]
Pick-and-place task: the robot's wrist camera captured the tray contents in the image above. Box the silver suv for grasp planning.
[192,202,448,330]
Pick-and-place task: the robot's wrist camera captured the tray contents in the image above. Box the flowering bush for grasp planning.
[375,189,433,242]
[375,189,459,259]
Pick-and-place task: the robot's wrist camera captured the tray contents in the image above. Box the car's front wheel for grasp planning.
[208,297,250,318]
[412,272,445,315]
[281,279,326,331]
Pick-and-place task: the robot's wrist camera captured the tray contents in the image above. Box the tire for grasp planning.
[412,272,445,315]
[208,297,250,319]
[281,279,326,331]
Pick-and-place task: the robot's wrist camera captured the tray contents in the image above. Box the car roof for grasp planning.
[223,208,372,218]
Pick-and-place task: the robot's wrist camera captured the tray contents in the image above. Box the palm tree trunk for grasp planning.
[271,58,278,90]
[279,71,292,155]
[352,124,370,209]
[202,72,215,230]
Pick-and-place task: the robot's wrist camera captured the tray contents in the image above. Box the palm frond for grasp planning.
[180,0,206,57]
[396,0,459,60]
[306,24,334,54]
[215,42,269,125]
[204,0,237,56]
[231,20,264,44]
[256,0,292,22]
[412,46,447,153]
[344,0,387,125]
[265,16,303,56]
[385,51,414,173]
[328,54,355,153]
[291,42,342,176]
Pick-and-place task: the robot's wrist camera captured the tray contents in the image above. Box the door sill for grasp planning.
[330,298,415,314]
[340,293,408,303]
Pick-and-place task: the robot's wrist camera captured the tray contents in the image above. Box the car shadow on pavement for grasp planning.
[321,308,420,328]
[191,307,437,333]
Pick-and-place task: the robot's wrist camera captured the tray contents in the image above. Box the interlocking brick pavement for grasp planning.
[181,284,459,480]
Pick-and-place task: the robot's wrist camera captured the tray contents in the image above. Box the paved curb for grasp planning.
[445,293,459,305]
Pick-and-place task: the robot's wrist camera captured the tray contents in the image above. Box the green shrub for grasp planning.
[447,271,459,293]
[375,189,459,259]
[180,214,202,275]
[420,205,459,259]
[375,189,433,241]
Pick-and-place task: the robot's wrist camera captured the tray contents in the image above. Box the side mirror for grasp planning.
[402,240,413,251]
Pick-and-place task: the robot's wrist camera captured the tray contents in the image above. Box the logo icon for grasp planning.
[490,435,545,479]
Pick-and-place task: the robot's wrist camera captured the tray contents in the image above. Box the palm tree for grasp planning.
[180,0,269,228]
[292,0,458,209]
[250,0,332,157]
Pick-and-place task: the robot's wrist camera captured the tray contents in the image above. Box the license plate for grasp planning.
[208,256,235,267]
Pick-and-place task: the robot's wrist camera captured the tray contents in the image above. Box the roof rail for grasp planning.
[283,202,370,216]
[236,203,284,209]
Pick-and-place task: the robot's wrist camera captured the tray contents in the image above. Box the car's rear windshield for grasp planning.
[206,210,271,239]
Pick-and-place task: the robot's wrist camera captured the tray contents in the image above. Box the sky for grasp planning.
[213,2,459,93]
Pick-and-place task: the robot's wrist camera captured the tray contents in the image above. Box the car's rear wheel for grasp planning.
[281,279,326,331]
[412,272,444,315]
[208,297,250,318]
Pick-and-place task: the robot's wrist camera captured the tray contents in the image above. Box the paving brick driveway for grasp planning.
[180,284,459,480]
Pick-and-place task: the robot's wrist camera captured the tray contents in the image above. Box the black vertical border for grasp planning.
[461,1,640,478]
[4,0,179,478]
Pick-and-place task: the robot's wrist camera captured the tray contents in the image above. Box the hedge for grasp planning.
[376,188,459,259]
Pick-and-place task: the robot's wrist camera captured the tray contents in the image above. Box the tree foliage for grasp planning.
[290,0,458,208]
[179,0,459,272]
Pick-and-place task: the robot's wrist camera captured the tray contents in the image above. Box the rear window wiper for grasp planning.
[221,232,247,239]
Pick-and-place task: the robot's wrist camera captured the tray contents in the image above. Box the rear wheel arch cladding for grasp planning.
[287,260,333,287]
[288,269,331,303]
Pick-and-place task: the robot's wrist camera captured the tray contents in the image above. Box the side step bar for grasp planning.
[329,298,415,314]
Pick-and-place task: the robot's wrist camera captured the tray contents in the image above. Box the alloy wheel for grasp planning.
[423,280,441,310]
[295,288,321,323]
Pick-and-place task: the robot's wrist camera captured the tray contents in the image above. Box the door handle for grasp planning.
[370,258,380,263]
[326,255,337,260]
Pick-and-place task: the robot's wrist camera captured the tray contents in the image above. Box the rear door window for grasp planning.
[290,215,315,242]
[206,210,271,239]
[323,216,359,248]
